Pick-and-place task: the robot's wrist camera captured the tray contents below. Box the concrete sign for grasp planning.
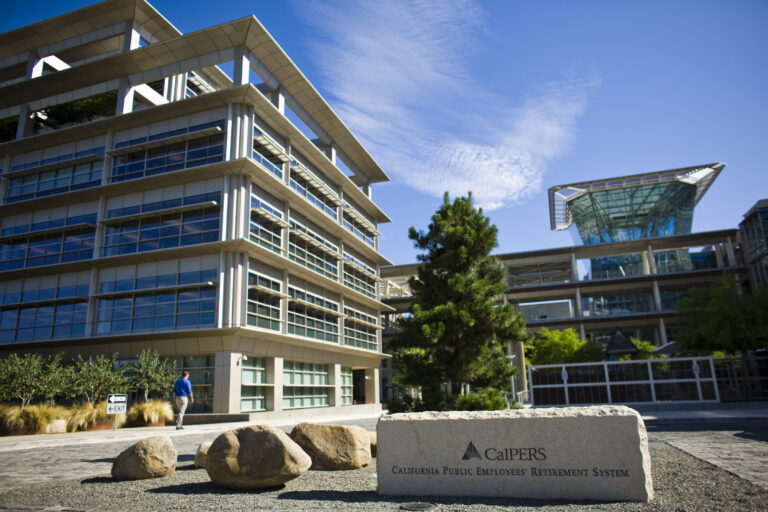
[106,394,127,415]
[377,406,653,502]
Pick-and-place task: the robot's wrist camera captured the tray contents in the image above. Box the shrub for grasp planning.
[455,388,508,411]
[127,399,173,425]
[67,401,125,432]
[0,405,23,435]
[384,394,437,413]
[0,404,68,435]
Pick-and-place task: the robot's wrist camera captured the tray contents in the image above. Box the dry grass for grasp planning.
[66,401,126,432]
[127,399,173,425]
[0,404,69,435]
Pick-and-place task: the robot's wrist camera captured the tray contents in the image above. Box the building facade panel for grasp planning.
[0,0,391,418]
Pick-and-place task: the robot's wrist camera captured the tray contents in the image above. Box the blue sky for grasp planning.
[5,1,767,264]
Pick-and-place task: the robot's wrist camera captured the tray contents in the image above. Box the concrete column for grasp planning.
[280,269,289,335]
[15,104,31,140]
[570,252,579,281]
[641,251,651,275]
[217,250,226,328]
[122,21,141,52]
[324,145,336,165]
[233,46,250,86]
[102,129,114,183]
[222,252,234,327]
[725,237,737,267]
[658,318,668,345]
[331,364,342,406]
[338,297,346,345]
[232,253,245,328]
[116,78,135,115]
[271,88,285,114]
[714,244,725,268]
[652,281,662,311]
[513,341,527,393]
[270,357,284,413]
[1,154,12,203]
[647,245,658,274]
[84,267,100,337]
[213,351,241,413]
[365,368,379,404]
[579,323,586,340]
[574,288,583,317]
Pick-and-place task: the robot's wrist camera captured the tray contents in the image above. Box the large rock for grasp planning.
[368,431,377,457]
[377,406,653,502]
[111,435,177,480]
[206,425,311,489]
[195,441,212,469]
[289,422,371,470]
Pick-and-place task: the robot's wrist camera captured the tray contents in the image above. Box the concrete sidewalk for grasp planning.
[0,405,766,493]
[0,403,765,453]
[0,411,382,453]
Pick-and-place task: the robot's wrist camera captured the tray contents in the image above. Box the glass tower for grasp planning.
[549,163,724,280]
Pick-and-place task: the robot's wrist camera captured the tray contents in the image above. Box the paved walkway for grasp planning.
[0,406,766,493]
[0,413,380,492]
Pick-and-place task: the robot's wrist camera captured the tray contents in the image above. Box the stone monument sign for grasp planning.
[377,405,653,502]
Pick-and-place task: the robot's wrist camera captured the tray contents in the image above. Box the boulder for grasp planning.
[195,441,212,469]
[206,425,311,489]
[368,431,377,457]
[289,422,371,470]
[111,435,177,480]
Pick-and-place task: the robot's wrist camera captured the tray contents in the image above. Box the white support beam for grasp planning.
[133,83,168,106]
[123,20,141,53]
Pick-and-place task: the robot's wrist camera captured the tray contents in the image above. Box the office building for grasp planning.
[0,0,391,418]
[381,164,750,396]
[740,199,768,289]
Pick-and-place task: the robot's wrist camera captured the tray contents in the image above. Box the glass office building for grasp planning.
[0,0,391,418]
[382,164,748,363]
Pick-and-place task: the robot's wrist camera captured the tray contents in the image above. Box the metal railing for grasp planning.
[529,357,720,406]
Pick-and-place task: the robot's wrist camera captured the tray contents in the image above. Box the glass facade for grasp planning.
[112,130,224,183]
[95,285,216,335]
[6,160,103,203]
[282,361,330,409]
[246,273,281,331]
[343,303,378,351]
[0,228,95,271]
[102,205,219,256]
[288,228,339,281]
[240,357,267,412]
[172,355,214,413]
[340,366,353,405]
[568,182,696,245]
[582,293,652,317]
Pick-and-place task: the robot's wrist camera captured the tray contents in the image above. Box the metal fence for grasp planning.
[529,357,720,406]
[713,355,768,402]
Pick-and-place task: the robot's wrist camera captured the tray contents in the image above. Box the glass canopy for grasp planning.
[549,163,723,245]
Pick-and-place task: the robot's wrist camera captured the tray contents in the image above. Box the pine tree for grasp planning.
[389,193,527,410]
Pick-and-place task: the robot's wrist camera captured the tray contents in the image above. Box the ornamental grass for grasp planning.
[66,400,126,432]
[127,399,173,425]
[0,404,69,435]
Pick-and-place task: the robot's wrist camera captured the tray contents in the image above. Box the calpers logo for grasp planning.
[462,441,482,460]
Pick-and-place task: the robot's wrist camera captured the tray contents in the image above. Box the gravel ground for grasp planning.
[0,440,766,512]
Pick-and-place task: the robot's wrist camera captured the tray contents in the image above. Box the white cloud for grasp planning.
[296,0,597,210]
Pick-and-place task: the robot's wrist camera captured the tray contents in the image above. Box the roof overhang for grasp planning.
[548,162,724,231]
[0,7,389,186]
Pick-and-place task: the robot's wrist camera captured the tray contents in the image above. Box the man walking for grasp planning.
[172,370,194,430]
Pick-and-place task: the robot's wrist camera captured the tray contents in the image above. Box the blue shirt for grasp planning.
[173,377,192,397]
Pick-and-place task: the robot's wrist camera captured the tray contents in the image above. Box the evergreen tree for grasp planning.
[389,193,527,409]
[127,349,178,402]
[676,276,768,352]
